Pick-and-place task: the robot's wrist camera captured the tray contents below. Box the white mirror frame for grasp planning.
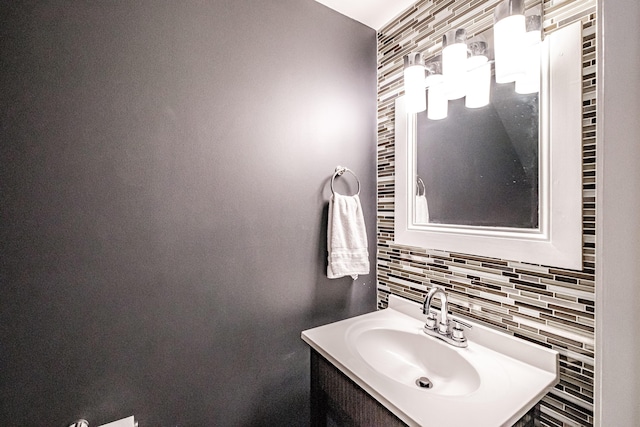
[394,22,582,269]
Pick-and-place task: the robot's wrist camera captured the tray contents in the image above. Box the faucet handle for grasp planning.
[451,318,472,342]
[438,318,450,335]
[424,306,451,335]
[424,311,438,330]
[452,317,473,329]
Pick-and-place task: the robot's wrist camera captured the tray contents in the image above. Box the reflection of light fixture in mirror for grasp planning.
[516,14,542,94]
[493,0,526,83]
[403,52,426,113]
[465,41,491,108]
[425,62,448,120]
[442,28,467,100]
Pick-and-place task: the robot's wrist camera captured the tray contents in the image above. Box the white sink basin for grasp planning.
[302,295,559,427]
[350,325,481,396]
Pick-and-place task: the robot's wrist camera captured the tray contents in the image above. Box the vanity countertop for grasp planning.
[302,295,559,427]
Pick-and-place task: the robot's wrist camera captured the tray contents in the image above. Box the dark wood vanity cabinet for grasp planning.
[310,350,406,427]
[309,349,538,427]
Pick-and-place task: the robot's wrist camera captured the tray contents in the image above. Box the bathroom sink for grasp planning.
[349,325,481,396]
[302,295,559,427]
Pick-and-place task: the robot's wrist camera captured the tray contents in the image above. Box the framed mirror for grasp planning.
[394,22,583,269]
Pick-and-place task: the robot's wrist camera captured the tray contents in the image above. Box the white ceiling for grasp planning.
[313,0,416,30]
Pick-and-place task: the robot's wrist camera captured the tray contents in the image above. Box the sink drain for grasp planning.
[415,376,433,389]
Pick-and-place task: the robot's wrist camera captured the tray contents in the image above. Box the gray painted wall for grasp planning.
[0,1,376,425]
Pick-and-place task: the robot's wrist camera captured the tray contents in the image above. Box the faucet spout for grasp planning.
[423,287,450,335]
[423,287,449,319]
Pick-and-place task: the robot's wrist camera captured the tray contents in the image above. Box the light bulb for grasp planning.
[516,15,542,94]
[466,56,491,108]
[493,0,526,84]
[403,52,426,113]
[442,28,467,100]
[428,80,448,120]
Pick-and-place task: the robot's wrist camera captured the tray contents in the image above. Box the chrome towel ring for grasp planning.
[331,166,361,196]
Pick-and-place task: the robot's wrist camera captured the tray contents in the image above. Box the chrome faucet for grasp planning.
[423,287,450,334]
[422,287,472,348]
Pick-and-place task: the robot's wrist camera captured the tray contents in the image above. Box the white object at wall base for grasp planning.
[98,416,137,427]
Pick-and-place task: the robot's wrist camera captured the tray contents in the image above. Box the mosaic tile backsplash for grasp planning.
[376,0,596,426]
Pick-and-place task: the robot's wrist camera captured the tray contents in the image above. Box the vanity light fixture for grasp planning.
[465,41,491,108]
[442,28,468,100]
[402,0,542,119]
[493,0,526,83]
[425,62,448,120]
[403,52,427,114]
[515,14,542,94]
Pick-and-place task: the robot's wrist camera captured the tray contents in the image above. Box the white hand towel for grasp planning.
[327,193,369,280]
[415,194,430,223]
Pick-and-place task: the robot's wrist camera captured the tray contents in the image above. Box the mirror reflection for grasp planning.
[414,79,539,228]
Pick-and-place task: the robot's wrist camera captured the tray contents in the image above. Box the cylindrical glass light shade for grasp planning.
[515,15,542,94]
[427,80,448,120]
[404,52,427,113]
[424,62,447,120]
[493,0,526,84]
[442,28,467,100]
[465,55,491,108]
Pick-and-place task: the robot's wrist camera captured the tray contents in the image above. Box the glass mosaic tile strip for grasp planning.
[376,0,597,425]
